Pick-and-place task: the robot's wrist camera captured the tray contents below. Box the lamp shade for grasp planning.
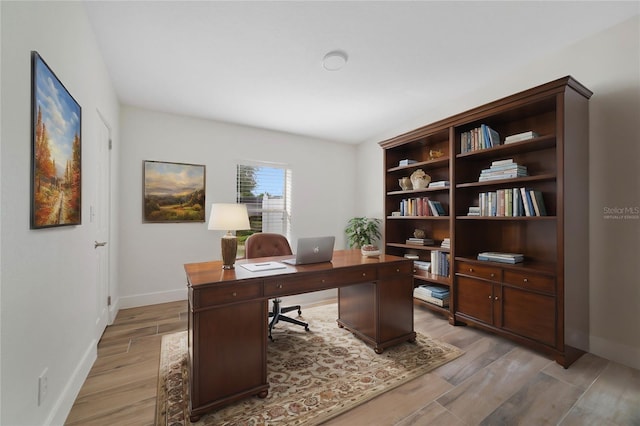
[207,203,251,231]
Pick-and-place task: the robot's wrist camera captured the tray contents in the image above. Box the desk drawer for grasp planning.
[503,270,555,294]
[379,261,412,279]
[456,261,501,282]
[194,282,262,308]
[264,273,332,297]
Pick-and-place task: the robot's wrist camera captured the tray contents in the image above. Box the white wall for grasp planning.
[356,16,640,370]
[118,106,356,307]
[0,2,120,425]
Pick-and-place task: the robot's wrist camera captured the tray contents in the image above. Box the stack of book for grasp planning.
[430,250,449,277]
[406,237,434,246]
[479,159,528,181]
[467,206,480,216]
[413,285,450,307]
[398,159,417,166]
[428,180,450,188]
[413,260,431,272]
[504,131,539,144]
[460,124,500,153]
[440,238,450,249]
[477,252,524,264]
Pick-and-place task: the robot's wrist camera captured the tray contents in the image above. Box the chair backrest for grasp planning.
[245,233,293,259]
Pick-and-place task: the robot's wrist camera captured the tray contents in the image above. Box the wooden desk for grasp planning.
[184,249,415,421]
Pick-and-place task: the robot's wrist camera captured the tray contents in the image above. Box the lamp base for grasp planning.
[221,234,238,269]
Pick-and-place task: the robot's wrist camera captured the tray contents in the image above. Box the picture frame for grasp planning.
[31,51,82,229]
[143,160,206,223]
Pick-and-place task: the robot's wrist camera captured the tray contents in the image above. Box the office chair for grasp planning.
[244,233,310,340]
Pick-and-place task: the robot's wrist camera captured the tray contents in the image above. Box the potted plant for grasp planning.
[345,217,381,255]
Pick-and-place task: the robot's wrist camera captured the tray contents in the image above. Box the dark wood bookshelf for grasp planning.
[380,76,591,368]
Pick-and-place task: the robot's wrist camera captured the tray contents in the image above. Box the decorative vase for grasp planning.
[410,169,431,189]
[398,177,412,191]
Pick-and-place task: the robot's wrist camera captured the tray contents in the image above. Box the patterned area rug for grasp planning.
[156,303,462,425]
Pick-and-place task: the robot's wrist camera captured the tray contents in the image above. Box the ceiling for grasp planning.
[84,1,639,144]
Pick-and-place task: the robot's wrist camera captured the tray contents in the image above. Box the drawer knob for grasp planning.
[523,278,529,283]
[490,273,495,278]
[232,292,237,297]
[396,268,400,272]
[321,279,326,284]
[469,268,474,272]
[362,272,366,277]
[277,284,283,289]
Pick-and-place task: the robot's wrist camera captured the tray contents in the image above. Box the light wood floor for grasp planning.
[66,300,640,425]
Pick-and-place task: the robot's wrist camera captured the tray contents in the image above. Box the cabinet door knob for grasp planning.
[488,295,492,300]
[469,268,474,272]
[232,292,237,297]
[494,296,499,300]
[523,278,529,283]
[396,268,400,272]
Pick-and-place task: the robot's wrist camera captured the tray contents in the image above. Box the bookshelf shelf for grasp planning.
[380,76,591,368]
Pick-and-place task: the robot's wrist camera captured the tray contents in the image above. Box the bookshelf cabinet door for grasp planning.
[501,287,556,346]
[456,276,493,324]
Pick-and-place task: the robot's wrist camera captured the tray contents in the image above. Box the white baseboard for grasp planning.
[48,339,97,425]
[119,288,188,309]
[590,335,640,370]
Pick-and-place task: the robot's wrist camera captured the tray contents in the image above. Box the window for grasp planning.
[236,163,292,251]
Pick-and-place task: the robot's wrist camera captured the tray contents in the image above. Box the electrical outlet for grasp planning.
[38,368,48,406]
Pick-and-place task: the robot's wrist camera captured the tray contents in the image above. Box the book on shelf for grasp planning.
[530,190,547,216]
[440,238,450,249]
[430,250,449,277]
[406,237,435,246]
[413,291,450,307]
[428,180,450,188]
[478,159,528,181]
[467,206,480,216]
[404,254,420,260]
[477,252,524,264]
[413,260,431,271]
[415,284,449,298]
[399,159,418,166]
[400,197,437,216]
[460,124,501,153]
[504,130,539,144]
[427,200,447,216]
[476,188,547,216]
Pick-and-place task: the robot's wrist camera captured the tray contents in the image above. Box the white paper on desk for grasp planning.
[240,261,287,272]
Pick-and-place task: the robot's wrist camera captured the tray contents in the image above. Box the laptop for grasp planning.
[282,236,335,265]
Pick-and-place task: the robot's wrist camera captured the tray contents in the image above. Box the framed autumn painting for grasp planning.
[143,160,206,223]
[31,51,82,229]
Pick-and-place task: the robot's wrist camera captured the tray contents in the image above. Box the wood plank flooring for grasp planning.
[65,300,640,425]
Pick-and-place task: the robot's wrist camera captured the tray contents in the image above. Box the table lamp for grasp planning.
[208,203,251,269]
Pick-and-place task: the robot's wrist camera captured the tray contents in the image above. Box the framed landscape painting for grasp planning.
[31,51,82,229]
[143,161,206,223]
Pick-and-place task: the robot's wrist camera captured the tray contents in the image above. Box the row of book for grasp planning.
[477,252,524,264]
[461,128,540,154]
[430,250,449,277]
[399,198,447,216]
[479,159,528,182]
[460,124,500,153]
[467,188,547,217]
[413,284,450,307]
